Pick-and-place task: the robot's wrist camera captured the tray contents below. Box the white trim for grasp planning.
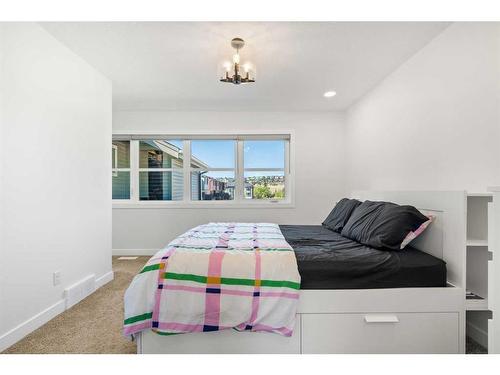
[113,248,159,256]
[113,131,291,140]
[0,300,66,352]
[138,168,183,172]
[95,271,114,289]
[130,140,139,201]
[112,201,294,209]
[190,167,235,172]
[243,168,285,172]
[467,320,489,349]
[112,144,118,176]
[112,168,131,172]
[183,140,191,202]
[0,269,113,352]
[236,140,244,201]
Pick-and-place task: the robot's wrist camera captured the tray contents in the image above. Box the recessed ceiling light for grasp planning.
[324,91,337,98]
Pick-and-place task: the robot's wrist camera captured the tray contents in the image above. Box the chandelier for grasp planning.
[220,38,255,85]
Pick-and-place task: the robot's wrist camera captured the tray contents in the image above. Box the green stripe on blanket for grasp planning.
[124,311,153,325]
[164,272,207,283]
[139,264,162,274]
[163,272,300,290]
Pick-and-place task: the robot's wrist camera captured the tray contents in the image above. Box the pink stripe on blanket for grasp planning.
[152,267,164,324]
[203,224,233,328]
[165,284,250,297]
[260,291,300,299]
[162,285,299,299]
[248,225,261,328]
[164,284,206,293]
[157,322,204,332]
[152,246,179,323]
[204,250,225,326]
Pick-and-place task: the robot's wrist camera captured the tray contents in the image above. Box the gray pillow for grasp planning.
[322,198,362,233]
[341,200,429,250]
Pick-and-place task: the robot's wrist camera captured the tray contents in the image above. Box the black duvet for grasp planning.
[279,225,447,289]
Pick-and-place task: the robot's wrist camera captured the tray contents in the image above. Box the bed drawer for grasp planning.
[139,319,301,354]
[301,312,459,353]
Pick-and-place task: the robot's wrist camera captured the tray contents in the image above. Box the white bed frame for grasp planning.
[136,191,467,354]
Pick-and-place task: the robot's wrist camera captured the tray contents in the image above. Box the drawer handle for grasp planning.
[364,314,399,323]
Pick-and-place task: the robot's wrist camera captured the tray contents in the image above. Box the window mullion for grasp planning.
[130,140,139,202]
[236,140,244,202]
[285,139,291,202]
[183,140,191,202]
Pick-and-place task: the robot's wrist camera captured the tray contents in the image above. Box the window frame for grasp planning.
[242,139,288,202]
[112,141,132,201]
[112,144,118,176]
[112,131,294,209]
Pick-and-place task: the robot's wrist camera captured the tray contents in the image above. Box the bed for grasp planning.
[130,190,467,354]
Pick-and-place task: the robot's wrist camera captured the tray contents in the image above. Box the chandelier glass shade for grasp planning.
[220,38,255,85]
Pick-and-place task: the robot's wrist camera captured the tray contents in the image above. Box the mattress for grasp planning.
[279,225,447,289]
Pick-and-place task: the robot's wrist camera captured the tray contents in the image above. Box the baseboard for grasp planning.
[0,269,113,353]
[96,271,114,289]
[467,320,488,349]
[113,248,158,256]
[0,299,65,352]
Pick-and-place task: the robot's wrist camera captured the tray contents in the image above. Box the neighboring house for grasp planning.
[225,181,254,200]
[139,140,209,201]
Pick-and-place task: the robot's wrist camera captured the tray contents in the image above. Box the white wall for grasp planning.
[346,23,500,192]
[112,111,346,251]
[0,23,112,350]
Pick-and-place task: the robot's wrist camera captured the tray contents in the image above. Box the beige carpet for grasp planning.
[2,256,149,354]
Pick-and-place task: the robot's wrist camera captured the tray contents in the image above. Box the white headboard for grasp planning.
[352,190,467,289]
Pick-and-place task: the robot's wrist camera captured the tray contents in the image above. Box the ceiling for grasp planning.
[42,22,449,112]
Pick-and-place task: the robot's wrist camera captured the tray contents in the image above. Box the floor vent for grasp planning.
[64,274,96,309]
[118,256,138,260]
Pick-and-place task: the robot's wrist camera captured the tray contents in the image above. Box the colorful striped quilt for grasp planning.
[123,223,301,338]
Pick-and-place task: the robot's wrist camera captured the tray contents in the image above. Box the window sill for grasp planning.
[112,201,295,209]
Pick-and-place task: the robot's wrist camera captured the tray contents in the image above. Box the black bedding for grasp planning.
[280,225,447,289]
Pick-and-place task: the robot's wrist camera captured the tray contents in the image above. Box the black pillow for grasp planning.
[340,200,428,250]
[322,198,362,233]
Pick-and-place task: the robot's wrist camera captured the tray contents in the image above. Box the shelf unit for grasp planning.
[465,191,494,351]
[488,187,500,353]
[466,293,488,311]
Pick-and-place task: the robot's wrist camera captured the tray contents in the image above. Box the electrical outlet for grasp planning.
[53,271,61,286]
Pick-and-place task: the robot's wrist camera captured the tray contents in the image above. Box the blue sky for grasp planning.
[243,141,285,169]
[187,140,285,169]
[191,140,234,168]
[166,139,285,170]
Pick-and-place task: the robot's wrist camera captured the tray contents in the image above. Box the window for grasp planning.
[111,135,291,205]
[139,140,183,201]
[244,140,286,200]
[191,140,235,201]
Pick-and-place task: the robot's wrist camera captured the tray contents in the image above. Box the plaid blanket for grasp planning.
[123,223,301,337]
